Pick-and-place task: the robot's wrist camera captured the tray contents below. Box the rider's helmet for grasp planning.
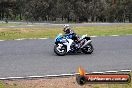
[63,24,71,34]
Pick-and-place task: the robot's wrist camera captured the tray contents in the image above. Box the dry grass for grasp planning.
[2,77,91,88]
[0,76,131,88]
[0,24,132,40]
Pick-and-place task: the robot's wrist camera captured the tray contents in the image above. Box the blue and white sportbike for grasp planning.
[54,34,94,56]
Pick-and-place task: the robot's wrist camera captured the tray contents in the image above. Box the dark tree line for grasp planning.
[0,0,132,22]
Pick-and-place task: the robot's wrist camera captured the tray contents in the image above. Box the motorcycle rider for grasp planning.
[63,24,80,48]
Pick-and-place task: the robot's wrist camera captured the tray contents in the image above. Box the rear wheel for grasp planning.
[82,43,94,54]
[54,44,67,56]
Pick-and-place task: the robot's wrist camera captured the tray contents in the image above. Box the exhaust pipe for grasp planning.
[81,40,92,48]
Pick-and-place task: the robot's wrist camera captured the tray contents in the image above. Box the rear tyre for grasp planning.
[82,43,94,54]
[54,44,67,56]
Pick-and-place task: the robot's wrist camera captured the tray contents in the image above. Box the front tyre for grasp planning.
[54,44,67,56]
[82,43,94,54]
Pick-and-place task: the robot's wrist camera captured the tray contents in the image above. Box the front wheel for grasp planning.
[54,44,67,56]
[82,43,94,54]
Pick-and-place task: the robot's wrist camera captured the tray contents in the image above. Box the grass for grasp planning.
[0,24,132,40]
[93,83,132,88]
[0,23,25,26]
[93,82,132,88]
[0,81,4,88]
[0,28,61,40]
[73,24,132,36]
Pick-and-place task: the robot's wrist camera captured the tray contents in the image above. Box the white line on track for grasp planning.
[15,39,25,40]
[10,26,16,27]
[7,77,25,79]
[105,71,118,73]
[91,72,105,74]
[120,70,131,72]
[90,36,97,37]
[0,78,8,80]
[14,38,48,41]
[60,74,75,76]
[28,76,45,78]
[0,38,48,41]
[38,38,48,40]
[111,35,119,37]
[27,25,34,26]
[0,70,131,80]
[1,35,132,42]
[45,75,60,77]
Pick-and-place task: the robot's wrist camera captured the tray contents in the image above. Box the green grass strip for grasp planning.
[0,24,132,40]
[0,81,4,88]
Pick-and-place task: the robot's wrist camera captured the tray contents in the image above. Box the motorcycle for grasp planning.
[54,33,94,56]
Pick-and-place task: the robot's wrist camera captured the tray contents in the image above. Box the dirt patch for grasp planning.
[0,28,7,32]
[3,77,92,88]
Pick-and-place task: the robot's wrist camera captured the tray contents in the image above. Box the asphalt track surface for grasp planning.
[0,36,132,78]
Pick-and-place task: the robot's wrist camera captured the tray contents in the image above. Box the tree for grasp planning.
[24,0,49,21]
[0,0,132,22]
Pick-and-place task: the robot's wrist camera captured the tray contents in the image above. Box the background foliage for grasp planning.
[0,0,132,22]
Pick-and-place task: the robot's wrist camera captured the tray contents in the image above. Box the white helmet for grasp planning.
[64,24,70,29]
[63,24,71,34]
